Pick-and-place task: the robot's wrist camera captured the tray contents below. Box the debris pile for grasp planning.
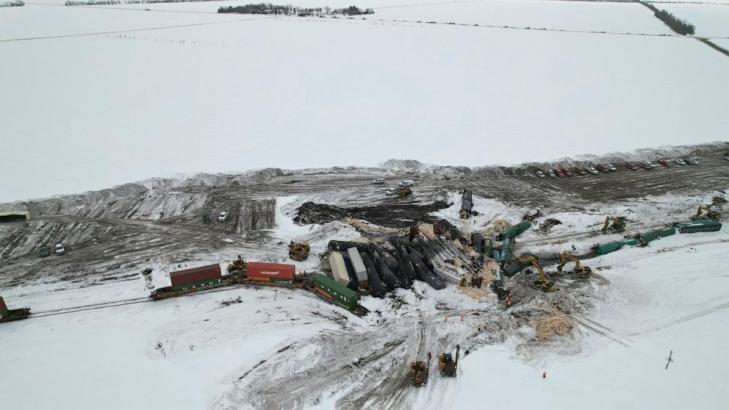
[534,311,574,341]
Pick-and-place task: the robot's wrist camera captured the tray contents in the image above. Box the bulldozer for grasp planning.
[408,352,431,386]
[692,204,721,221]
[601,216,626,233]
[288,240,310,261]
[557,251,591,278]
[399,186,412,199]
[438,345,460,377]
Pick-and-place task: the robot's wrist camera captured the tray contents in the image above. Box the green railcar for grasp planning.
[675,220,723,233]
[594,239,635,255]
[637,227,676,244]
[313,274,359,312]
[498,221,531,240]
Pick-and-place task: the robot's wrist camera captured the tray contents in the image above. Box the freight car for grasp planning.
[151,263,232,300]
[312,274,368,316]
[242,262,296,287]
[0,296,31,323]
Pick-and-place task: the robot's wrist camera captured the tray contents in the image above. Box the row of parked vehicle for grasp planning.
[534,157,703,178]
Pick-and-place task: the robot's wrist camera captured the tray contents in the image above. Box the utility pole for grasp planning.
[665,350,674,370]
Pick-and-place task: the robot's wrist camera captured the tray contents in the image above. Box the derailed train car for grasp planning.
[151,263,231,300]
[0,296,31,323]
[313,273,367,315]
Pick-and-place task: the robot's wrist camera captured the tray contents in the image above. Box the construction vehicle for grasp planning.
[501,253,554,292]
[408,352,431,386]
[692,204,721,221]
[227,255,247,279]
[601,216,626,233]
[438,345,460,377]
[399,186,412,198]
[556,251,591,277]
[288,240,310,261]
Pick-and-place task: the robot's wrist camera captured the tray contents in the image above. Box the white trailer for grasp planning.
[329,251,350,287]
[347,247,368,289]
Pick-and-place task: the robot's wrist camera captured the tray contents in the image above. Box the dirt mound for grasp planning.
[535,312,574,340]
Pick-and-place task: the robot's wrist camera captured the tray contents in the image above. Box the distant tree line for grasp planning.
[218,3,374,16]
[0,0,25,6]
[654,9,695,35]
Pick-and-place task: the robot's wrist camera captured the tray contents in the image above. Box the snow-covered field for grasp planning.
[1,190,728,409]
[1,0,729,202]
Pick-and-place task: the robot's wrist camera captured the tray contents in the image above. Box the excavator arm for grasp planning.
[557,251,580,272]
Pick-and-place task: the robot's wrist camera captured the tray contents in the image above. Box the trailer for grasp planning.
[244,262,295,286]
[329,251,351,287]
[347,247,369,289]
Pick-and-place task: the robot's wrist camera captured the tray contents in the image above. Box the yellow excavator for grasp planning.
[438,345,460,377]
[501,253,554,292]
[408,352,431,386]
[399,186,413,199]
[601,216,626,233]
[692,205,721,221]
[557,251,591,277]
[288,241,310,261]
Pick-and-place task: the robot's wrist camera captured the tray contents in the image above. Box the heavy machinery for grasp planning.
[408,352,431,386]
[438,345,460,377]
[692,204,721,221]
[501,253,554,291]
[288,240,310,261]
[601,216,626,233]
[227,255,247,279]
[556,251,591,277]
[399,186,412,199]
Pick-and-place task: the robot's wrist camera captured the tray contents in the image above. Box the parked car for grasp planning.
[674,158,687,166]
[55,242,66,256]
[572,167,586,176]
[595,164,610,173]
[554,169,564,177]
[638,162,654,170]
[547,169,556,178]
[218,211,229,222]
[586,166,599,175]
[535,170,546,178]
[399,180,414,187]
[686,158,700,165]
[39,245,50,258]
[657,159,670,167]
[625,162,638,171]
[606,164,617,172]
[723,155,729,162]
[560,168,573,177]
[372,178,385,185]
[385,188,397,195]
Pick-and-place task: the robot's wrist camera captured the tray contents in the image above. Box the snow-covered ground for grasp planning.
[1,186,728,409]
[1,1,728,202]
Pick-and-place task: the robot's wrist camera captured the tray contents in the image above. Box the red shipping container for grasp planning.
[0,296,7,312]
[170,264,222,287]
[246,262,295,281]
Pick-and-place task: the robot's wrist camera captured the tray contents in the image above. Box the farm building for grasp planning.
[169,264,222,291]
